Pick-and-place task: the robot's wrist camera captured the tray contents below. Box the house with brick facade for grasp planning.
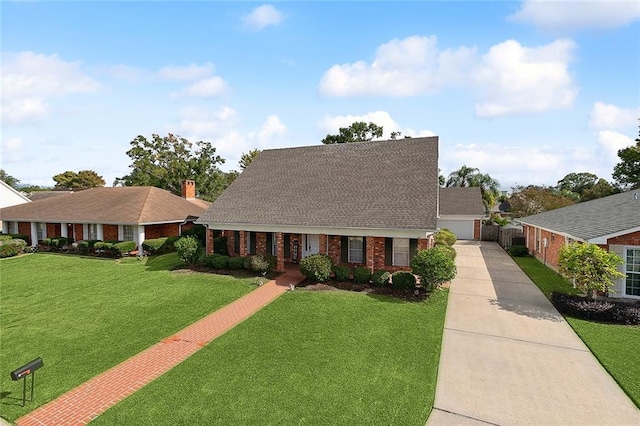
[0,181,208,248]
[438,187,485,240]
[518,190,640,299]
[197,137,446,273]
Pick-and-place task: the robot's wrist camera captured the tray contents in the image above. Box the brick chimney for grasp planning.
[182,180,196,199]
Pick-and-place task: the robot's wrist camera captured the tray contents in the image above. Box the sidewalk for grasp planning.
[428,241,640,425]
[16,269,303,426]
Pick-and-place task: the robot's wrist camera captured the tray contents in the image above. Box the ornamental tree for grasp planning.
[558,242,624,299]
[411,247,457,289]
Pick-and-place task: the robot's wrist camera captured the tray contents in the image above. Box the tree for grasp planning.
[557,172,598,196]
[0,169,20,189]
[53,170,105,189]
[508,185,575,217]
[114,133,226,201]
[321,121,383,144]
[446,166,500,212]
[411,247,457,289]
[581,178,619,201]
[558,242,624,299]
[239,149,261,170]
[612,123,640,189]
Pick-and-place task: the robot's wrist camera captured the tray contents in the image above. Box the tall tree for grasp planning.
[0,169,20,189]
[53,170,105,189]
[581,178,619,201]
[612,123,640,189]
[114,133,226,201]
[557,172,598,196]
[446,166,500,212]
[445,165,479,187]
[321,121,383,144]
[239,149,261,170]
[508,185,575,217]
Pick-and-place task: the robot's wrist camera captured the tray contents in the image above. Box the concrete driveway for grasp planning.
[427,241,640,426]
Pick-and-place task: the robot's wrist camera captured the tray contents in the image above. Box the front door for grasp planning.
[303,234,319,258]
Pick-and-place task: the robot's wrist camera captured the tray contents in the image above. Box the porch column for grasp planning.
[1,222,8,234]
[276,232,285,272]
[30,222,38,247]
[97,224,104,241]
[366,237,375,272]
[319,234,328,255]
[60,223,68,238]
[118,225,124,241]
[239,231,247,256]
[137,225,146,256]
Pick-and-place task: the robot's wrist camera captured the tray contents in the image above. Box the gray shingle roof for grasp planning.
[198,137,439,230]
[439,187,485,216]
[517,191,640,241]
[0,186,209,224]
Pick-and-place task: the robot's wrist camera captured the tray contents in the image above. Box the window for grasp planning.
[88,223,98,240]
[393,238,410,266]
[8,221,18,234]
[272,233,278,256]
[123,225,135,242]
[348,237,363,263]
[36,222,46,240]
[535,228,541,252]
[625,248,640,297]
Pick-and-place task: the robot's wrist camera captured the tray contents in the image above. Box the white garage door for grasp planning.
[438,220,474,240]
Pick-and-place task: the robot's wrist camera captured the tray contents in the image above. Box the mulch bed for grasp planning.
[297,279,431,302]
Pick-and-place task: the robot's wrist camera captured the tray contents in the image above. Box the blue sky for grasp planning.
[2,1,639,190]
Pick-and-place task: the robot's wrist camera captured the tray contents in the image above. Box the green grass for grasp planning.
[514,255,640,408]
[0,253,255,421]
[94,289,449,425]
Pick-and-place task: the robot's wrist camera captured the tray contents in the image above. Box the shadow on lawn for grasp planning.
[0,391,24,407]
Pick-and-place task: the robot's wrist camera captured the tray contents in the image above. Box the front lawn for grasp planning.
[0,253,255,421]
[94,289,449,425]
[514,256,640,408]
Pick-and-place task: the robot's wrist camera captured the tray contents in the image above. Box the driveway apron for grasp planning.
[428,241,640,426]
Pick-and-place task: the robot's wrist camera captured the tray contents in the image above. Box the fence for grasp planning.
[482,224,524,250]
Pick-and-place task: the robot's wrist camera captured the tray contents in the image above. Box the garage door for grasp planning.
[438,220,474,240]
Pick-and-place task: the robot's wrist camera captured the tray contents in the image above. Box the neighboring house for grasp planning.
[197,137,441,273]
[438,187,485,240]
[28,190,76,201]
[517,191,640,299]
[0,181,208,248]
[0,180,31,232]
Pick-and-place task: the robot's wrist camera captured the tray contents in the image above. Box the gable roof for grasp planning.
[0,180,31,206]
[198,137,439,231]
[439,187,485,216]
[517,191,640,242]
[28,190,76,201]
[0,186,209,225]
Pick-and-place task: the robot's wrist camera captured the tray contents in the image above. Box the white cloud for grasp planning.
[158,63,215,81]
[242,4,284,31]
[318,110,435,139]
[597,130,634,161]
[1,137,24,163]
[509,0,640,32]
[248,115,287,146]
[175,106,238,138]
[589,102,639,129]
[105,64,147,81]
[319,36,577,117]
[1,51,101,125]
[319,36,476,97]
[473,39,577,117]
[171,77,227,98]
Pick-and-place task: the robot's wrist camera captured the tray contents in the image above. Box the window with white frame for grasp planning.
[123,225,135,242]
[36,222,46,240]
[393,238,410,266]
[625,248,640,297]
[348,237,364,263]
[88,223,98,240]
[8,221,18,234]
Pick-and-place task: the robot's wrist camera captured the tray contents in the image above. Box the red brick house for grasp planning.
[0,181,208,249]
[197,137,447,273]
[518,191,640,299]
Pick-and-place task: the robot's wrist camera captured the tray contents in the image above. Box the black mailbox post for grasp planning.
[10,357,43,406]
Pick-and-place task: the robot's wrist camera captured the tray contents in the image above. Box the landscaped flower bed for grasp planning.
[551,292,640,325]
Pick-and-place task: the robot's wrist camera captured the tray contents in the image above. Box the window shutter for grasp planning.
[234,231,240,254]
[410,239,418,262]
[362,237,367,264]
[385,238,393,266]
[284,234,291,258]
[341,236,348,263]
[250,232,257,255]
[266,233,273,255]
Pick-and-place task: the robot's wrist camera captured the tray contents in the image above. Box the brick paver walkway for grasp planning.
[16,268,304,426]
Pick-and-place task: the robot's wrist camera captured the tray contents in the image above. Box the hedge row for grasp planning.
[551,292,640,325]
[201,253,277,274]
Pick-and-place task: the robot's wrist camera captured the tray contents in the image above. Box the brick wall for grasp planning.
[607,231,640,247]
[46,223,61,238]
[103,224,118,241]
[74,224,84,241]
[474,220,481,240]
[256,232,267,255]
[145,223,180,239]
[18,222,31,244]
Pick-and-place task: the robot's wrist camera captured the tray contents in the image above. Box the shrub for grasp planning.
[42,238,52,246]
[508,245,529,257]
[213,237,228,255]
[142,238,168,253]
[372,270,391,287]
[174,236,201,265]
[434,228,457,246]
[299,254,333,282]
[411,247,457,289]
[164,236,182,252]
[114,240,137,255]
[433,244,456,260]
[0,238,27,258]
[205,253,230,270]
[551,292,640,325]
[181,225,206,246]
[228,256,246,270]
[391,271,417,290]
[353,266,371,284]
[77,240,90,253]
[0,235,12,242]
[250,254,272,275]
[10,234,30,244]
[94,241,115,256]
[333,265,351,281]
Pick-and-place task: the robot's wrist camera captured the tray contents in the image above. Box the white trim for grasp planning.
[623,246,640,299]
[0,218,188,227]
[393,237,410,267]
[589,226,640,244]
[439,214,482,221]
[198,222,435,239]
[347,236,364,263]
[518,221,640,245]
